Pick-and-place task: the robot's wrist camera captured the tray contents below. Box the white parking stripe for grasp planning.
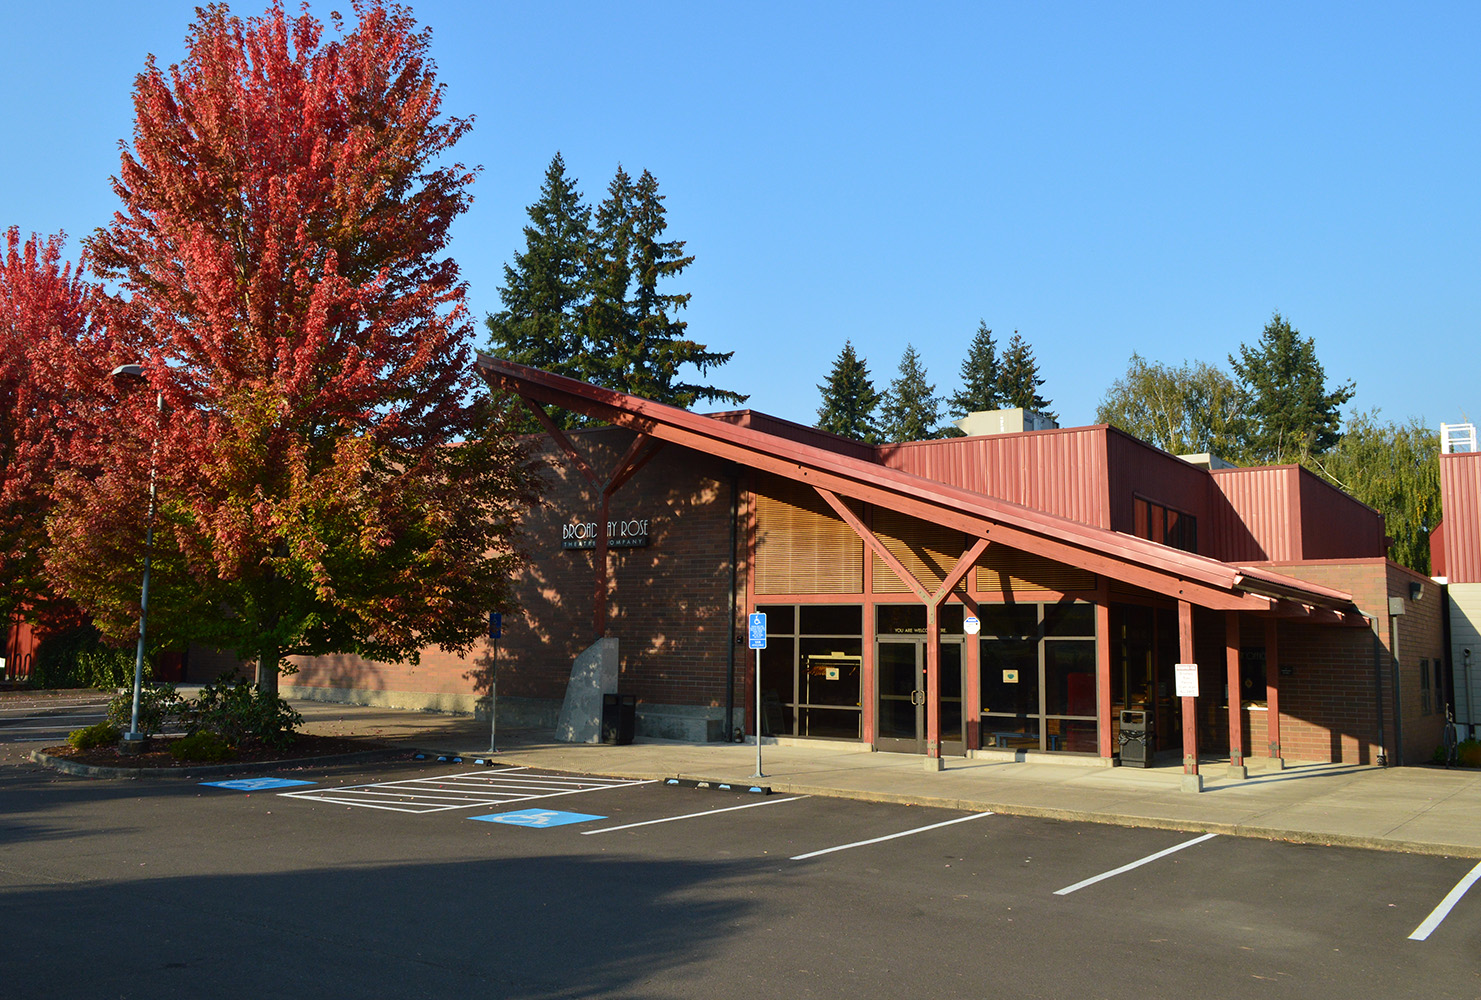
[581,796,807,834]
[278,769,653,814]
[1054,833,1218,895]
[1408,860,1481,941]
[790,812,993,860]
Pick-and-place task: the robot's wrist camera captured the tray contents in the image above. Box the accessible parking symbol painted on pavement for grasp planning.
[202,777,317,791]
[469,809,605,828]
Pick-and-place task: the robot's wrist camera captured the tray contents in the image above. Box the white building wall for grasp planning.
[1447,583,1481,738]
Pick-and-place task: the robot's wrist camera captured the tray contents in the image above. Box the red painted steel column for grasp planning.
[594,491,611,638]
[1096,600,1113,759]
[1179,600,1199,781]
[925,601,942,769]
[1225,610,1245,777]
[1265,617,1282,764]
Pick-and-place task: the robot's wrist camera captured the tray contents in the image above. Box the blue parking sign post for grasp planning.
[487,612,503,753]
[749,612,767,777]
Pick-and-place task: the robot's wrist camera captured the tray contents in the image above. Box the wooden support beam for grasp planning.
[1265,617,1282,765]
[1226,610,1246,777]
[1179,599,1201,790]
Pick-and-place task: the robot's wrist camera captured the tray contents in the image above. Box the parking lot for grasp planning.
[4,753,1477,1000]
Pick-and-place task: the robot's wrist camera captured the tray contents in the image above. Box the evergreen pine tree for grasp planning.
[580,166,746,409]
[948,321,1001,417]
[878,344,944,442]
[485,152,589,385]
[816,340,880,442]
[997,332,1055,419]
[1229,312,1355,464]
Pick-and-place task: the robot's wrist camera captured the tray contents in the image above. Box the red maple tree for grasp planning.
[0,229,103,632]
[48,1,533,690]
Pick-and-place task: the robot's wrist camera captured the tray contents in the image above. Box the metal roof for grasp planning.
[477,355,1362,622]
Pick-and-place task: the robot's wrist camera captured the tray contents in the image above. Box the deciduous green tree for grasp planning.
[878,344,944,442]
[1230,312,1355,465]
[1095,353,1250,461]
[997,332,1055,419]
[816,340,880,442]
[1310,412,1440,574]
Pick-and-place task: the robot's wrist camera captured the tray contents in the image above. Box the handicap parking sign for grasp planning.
[748,612,767,649]
[469,809,605,828]
[201,777,317,791]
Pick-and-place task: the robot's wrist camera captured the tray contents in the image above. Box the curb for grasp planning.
[29,747,402,780]
[701,777,1481,860]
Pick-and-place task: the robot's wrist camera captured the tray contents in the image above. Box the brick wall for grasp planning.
[291,426,748,720]
[1261,559,1445,765]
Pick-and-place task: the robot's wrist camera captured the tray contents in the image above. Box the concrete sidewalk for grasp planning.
[292,699,1481,859]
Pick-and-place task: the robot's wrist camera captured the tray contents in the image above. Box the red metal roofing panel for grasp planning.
[875,428,1111,528]
[477,355,1359,614]
[1440,452,1481,583]
[1296,469,1387,559]
[1210,467,1297,562]
[1104,430,1213,543]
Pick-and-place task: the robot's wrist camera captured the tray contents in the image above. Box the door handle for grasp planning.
[910,689,924,706]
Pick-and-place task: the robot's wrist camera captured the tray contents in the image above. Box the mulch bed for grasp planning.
[42,733,390,770]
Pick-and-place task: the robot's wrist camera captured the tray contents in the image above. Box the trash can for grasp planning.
[601,693,636,745]
[1117,709,1153,767]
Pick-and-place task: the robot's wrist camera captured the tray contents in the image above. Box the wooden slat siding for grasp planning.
[870,507,969,594]
[754,474,863,594]
[976,545,1096,594]
[876,427,1111,528]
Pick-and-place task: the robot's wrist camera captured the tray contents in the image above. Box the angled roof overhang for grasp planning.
[478,355,1365,622]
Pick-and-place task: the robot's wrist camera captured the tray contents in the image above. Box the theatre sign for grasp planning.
[562,517,651,550]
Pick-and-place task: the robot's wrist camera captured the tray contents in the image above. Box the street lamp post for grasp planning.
[110,364,162,753]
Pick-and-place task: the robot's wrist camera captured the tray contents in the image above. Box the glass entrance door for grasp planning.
[875,639,965,755]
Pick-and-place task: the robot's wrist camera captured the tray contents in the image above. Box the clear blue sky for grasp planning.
[3,2,1476,432]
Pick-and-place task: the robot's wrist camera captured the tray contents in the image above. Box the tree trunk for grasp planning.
[255,644,280,695]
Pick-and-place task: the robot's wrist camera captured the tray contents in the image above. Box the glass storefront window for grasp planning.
[876,603,965,635]
[758,604,862,740]
[979,604,1038,638]
[758,604,795,634]
[800,604,861,636]
[1044,601,1095,637]
[979,600,1099,755]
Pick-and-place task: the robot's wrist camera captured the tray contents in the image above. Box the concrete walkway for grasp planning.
[291,699,1481,859]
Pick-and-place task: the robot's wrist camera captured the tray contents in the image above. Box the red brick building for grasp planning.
[288,358,1446,772]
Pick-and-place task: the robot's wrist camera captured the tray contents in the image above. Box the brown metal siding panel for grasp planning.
[877,428,1111,528]
[1440,453,1481,583]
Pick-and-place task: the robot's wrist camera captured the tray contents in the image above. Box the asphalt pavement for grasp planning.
[276,699,1481,859]
[11,691,1481,858]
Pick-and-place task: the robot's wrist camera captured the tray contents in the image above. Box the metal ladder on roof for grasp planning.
[1442,422,1477,454]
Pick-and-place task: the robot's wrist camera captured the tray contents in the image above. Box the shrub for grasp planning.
[169,730,234,762]
[106,683,184,738]
[30,626,141,690]
[186,676,303,749]
[68,721,121,750]
[1460,740,1481,769]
